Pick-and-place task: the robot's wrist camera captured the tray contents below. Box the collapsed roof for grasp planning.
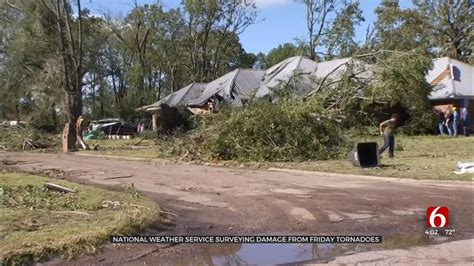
[140,83,207,111]
[140,56,466,113]
[187,69,265,107]
[139,57,368,111]
[256,56,318,98]
[256,56,372,99]
[140,69,265,112]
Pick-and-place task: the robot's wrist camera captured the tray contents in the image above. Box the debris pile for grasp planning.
[0,183,78,210]
[454,161,474,175]
[0,124,58,150]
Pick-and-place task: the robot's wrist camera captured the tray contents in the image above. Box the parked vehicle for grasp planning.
[88,119,136,136]
[88,118,122,131]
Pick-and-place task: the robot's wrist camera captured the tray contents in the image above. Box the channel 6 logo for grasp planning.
[427,206,449,227]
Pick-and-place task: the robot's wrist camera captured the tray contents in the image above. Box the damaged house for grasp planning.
[427,57,474,128]
[139,56,371,131]
[140,69,265,131]
[138,83,207,131]
[187,68,265,109]
[139,55,472,131]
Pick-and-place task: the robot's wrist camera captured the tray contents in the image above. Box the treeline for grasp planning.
[0,0,472,147]
[261,0,472,68]
[0,0,260,125]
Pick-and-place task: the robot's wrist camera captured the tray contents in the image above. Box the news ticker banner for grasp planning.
[110,235,383,244]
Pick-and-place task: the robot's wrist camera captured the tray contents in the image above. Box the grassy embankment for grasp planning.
[83,135,474,181]
[0,172,161,264]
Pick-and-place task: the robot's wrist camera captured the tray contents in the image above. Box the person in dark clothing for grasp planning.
[379,114,399,158]
[437,110,446,135]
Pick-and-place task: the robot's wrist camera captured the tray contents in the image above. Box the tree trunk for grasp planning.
[171,67,176,92]
[66,90,82,151]
[152,112,158,132]
[51,102,58,131]
[47,0,85,151]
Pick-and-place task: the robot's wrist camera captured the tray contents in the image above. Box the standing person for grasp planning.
[437,109,446,135]
[452,107,458,136]
[378,114,399,158]
[461,107,470,136]
[445,109,453,137]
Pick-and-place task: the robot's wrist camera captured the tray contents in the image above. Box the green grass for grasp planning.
[0,173,161,264]
[81,135,474,181]
[267,135,474,181]
[83,137,187,159]
[86,138,156,149]
[84,139,164,158]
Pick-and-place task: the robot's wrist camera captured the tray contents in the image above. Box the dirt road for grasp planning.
[1,151,473,265]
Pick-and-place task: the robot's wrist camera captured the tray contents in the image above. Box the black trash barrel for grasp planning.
[348,142,380,167]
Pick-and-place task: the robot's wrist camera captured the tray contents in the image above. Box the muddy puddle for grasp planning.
[211,243,351,265]
[153,235,435,265]
[44,232,441,265]
[155,243,348,265]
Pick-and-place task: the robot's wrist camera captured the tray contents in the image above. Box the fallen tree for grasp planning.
[0,125,58,151]
[199,98,348,162]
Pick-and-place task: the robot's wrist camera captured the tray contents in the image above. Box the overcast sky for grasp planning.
[81,0,414,54]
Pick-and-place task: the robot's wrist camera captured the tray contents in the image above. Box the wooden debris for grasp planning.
[102,200,121,208]
[2,159,35,165]
[22,138,36,150]
[52,211,91,216]
[104,175,133,180]
[129,204,156,212]
[44,182,76,193]
[160,210,178,217]
[76,116,90,150]
[134,135,148,146]
[2,159,18,165]
[62,123,70,152]
[179,150,190,161]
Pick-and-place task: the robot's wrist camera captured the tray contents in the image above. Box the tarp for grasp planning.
[256,56,318,98]
[142,83,207,111]
[139,56,473,113]
[255,56,372,99]
[314,57,353,78]
[188,69,265,107]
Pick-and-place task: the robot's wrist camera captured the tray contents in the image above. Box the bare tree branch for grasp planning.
[4,0,24,12]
